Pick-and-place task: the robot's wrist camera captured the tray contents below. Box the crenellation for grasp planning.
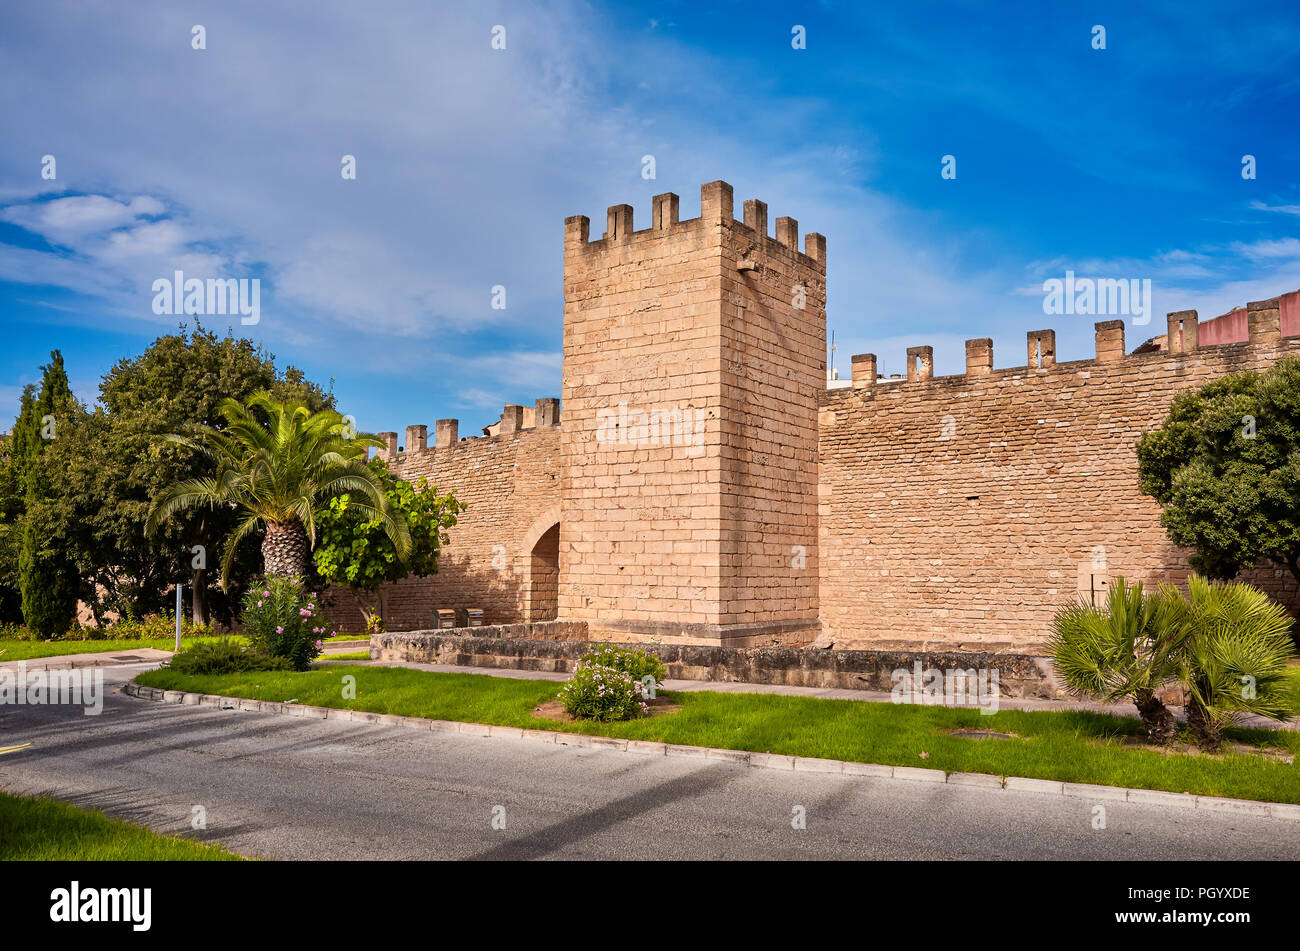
[605,204,633,240]
[564,214,590,250]
[535,397,560,427]
[965,338,993,377]
[405,424,427,453]
[775,215,798,249]
[851,353,876,390]
[1094,320,1125,362]
[499,404,525,435]
[435,418,458,448]
[1248,297,1281,341]
[1027,329,1056,368]
[805,232,826,264]
[567,180,821,263]
[700,179,733,223]
[1166,310,1199,353]
[378,431,398,463]
[906,345,934,382]
[653,192,679,230]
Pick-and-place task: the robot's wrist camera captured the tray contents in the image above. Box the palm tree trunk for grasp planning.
[190,567,208,626]
[1184,699,1222,751]
[262,521,309,578]
[1133,689,1178,744]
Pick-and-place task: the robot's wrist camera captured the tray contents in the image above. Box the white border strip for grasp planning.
[122,682,1300,823]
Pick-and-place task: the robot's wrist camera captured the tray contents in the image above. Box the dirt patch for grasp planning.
[947,728,1019,741]
[532,696,681,723]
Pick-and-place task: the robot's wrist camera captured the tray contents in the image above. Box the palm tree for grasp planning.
[1161,575,1295,750]
[147,391,409,585]
[1048,578,1186,743]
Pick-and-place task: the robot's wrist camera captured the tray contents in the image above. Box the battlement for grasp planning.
[565,180,826,268]
[843,296,1291,395]
[373,396,560,464]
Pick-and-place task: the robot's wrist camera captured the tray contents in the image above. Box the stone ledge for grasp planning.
[120,681,1300,822]
[371,630,1064,699]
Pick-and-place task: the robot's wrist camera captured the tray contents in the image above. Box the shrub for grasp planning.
[0,621,32,641]
[582,644,667,690]
[4,615,216,643]
[89,615,213,642]
[1048,578,1184,743]
[1050,574,1296,750]
[239,576,329,671]
[166,638,292,675]
[1163,575,1295,749]
[558,662,650,722]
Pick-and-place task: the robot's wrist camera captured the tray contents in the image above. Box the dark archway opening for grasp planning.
[528,523,560,621]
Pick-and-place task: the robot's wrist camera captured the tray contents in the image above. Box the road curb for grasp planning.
[120,681,1300,823]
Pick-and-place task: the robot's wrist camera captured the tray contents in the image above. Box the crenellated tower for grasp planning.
[560,180,825,646]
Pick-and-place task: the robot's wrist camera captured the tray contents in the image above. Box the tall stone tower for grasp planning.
[559,180,825,646]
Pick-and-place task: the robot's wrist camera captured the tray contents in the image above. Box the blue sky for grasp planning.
[2,0,1298,435]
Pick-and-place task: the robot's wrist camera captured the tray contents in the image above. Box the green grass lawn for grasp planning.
[0,636,245,662]
[318,650,370,660]
[0,792,244,860]
[135,665,1300,804]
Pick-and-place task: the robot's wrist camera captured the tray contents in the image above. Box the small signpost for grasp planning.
[175,583,183,652]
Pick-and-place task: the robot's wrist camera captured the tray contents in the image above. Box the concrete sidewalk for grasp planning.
[0,647,173,672]
[2,640,363,672]
[339,657,1300,731]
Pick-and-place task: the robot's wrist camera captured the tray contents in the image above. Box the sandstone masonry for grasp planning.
[326,181,1300,654]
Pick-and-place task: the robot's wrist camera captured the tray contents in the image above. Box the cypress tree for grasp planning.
[16,352,82,636]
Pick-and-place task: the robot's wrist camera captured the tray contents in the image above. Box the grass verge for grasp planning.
[0,791,244,860]
[135,666,1300,804]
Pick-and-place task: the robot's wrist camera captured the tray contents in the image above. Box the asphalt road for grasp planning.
[2,666,1297,860]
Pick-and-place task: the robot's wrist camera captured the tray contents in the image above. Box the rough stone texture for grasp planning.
[322,179,1300,657]
[559,182,823,645]
[324,421,561,632]
[820,332,1300,651]
[371,630,1063,698]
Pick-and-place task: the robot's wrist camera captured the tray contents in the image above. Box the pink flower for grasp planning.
[315,640,323,648]
[262,590,270,597]
[299,608,311,617]
[276,626,283,634]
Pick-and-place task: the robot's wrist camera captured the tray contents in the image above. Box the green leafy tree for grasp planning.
[17,496,80,637]
[312,461,464,630]
[148,392,409,582]
[1137,358,1300,588]
[58,325,333,624]
[12,352,85,636]
[0,429,24,623]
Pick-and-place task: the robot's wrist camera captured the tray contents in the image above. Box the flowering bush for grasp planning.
[239,576,330,670]
[583,644,667,691]
[558,661,651,722]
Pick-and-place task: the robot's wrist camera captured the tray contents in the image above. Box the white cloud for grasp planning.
[1,194,163,247]
[1251,200,1300,217]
